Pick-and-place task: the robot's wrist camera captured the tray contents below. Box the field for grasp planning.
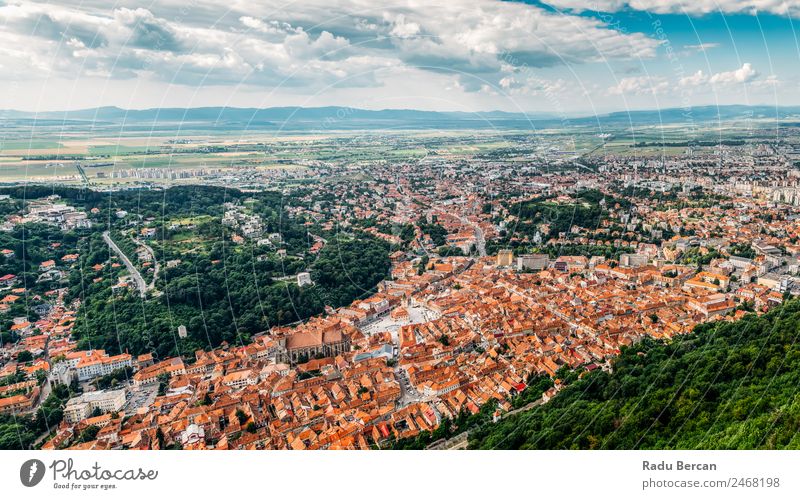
[0,120,789,184]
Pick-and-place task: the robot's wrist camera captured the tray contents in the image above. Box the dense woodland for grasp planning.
[69,232,390,359]
[506,189,612,240]
[469,299,800,449]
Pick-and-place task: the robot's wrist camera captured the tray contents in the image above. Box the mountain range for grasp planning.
[2,105,799,130]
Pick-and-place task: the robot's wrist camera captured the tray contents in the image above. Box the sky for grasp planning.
[0,0,799,115]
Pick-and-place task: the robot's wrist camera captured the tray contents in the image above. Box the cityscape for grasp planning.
[1,0,800,464]
[2,120,800,450]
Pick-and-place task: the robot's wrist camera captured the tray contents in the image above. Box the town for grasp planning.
[2,127,800,450]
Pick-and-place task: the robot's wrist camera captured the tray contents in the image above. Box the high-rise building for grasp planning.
[496,249,514,267]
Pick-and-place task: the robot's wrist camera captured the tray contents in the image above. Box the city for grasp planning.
[3,2,800,497]
[3,124,800,450]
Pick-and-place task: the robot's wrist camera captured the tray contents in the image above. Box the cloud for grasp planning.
[499,75,569,98]
[542,0,799,17]
[682,43,719,54]
[679,63,760,88]
[750,74,782,90]
[0,0,660,93]
[710,63,759,84]
[114,8,183,52]
[607,76,670,96]
[679,70,708,87]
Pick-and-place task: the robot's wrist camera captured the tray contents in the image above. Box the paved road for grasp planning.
[395,367,422,407]
[458,214,486,257]
[471,220,487,257]
[103,231,147,297]
[133,237,160,291]
[432,206,486,257]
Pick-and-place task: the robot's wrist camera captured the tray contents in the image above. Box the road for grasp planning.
[457,213,486,257]
[103,231,147,297]
[432,206,487,257]
[395,367,422,407]
[471,219,487,257]
[133,237,160,291]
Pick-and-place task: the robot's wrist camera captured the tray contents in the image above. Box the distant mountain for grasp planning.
[0,106,553,123]
[571,105,800,126]
[2,105,799,130]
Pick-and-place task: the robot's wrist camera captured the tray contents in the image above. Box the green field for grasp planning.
[88,144,162,155]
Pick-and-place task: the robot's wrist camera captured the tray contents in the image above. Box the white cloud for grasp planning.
[543,0,799,17]
[679,70,708,87]
[608,76,670,96]
[682,43,719,54]
[0,0,660,93]
[385,14,421,39]
[750,74,782,90]
[709,63,759,85]
[0,0,794,112]
[679,64,760,88]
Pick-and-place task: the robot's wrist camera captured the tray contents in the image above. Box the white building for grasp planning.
[181,424,205,446]
[620,253,649,268]
[297,272,313,287]
[517,254,549,271]
[58,350,133,382]
[63,389,127,424]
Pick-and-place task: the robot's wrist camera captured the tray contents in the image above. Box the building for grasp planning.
[684,271,731,292]
[758,273,790,293]
[221,369,259,389]
[181,424,205,446]
[620,253,648,268]
[297,272,313,287]
[554,256,588,272]
[59,350,133,382]
[496,249,514,267]
[284,329,351,363]
[686,294,736,319]
[517,254,548,271]
[0,385,40,415]
[63,389,126,424]
[132,358,186,386]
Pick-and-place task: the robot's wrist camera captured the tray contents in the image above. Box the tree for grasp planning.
[235,409,247,425]
[157,373,170,396]
[76,425,100,444]
[16,350,33,363]
[156,427,165,448]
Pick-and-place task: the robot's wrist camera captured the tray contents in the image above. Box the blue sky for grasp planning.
[0,0,798,114]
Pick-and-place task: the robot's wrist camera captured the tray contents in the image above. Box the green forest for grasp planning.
[506,189,612,240]
[469,299,800,449]
[69,232,390,359]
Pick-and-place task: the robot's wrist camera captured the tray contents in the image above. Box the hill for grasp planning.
[469,299,800,449]
[3,105,800,130]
